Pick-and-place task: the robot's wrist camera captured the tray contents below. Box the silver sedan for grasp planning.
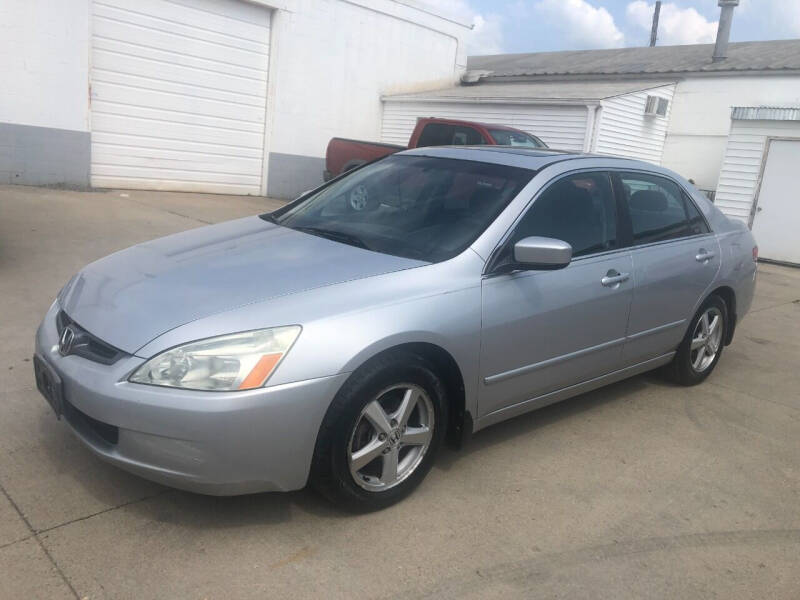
[34,147,757,510]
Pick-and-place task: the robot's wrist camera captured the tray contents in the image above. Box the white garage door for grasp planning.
[90,0,271,194]
[751,139,800,265]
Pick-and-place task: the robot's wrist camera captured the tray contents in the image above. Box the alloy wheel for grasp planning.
[690,306,723,373]
[348,384,434,491]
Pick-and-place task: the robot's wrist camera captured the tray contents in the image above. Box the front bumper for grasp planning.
[35,303,348,495]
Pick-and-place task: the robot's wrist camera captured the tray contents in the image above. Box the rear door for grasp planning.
[615,171,719,365]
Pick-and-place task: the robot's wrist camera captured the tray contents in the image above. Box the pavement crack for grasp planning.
[749,299,800,313]
[122,196,214,225]
[0,534,34,550]
[0,479,80,599]
[37,489,174,536]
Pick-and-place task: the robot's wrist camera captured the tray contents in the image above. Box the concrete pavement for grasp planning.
[1,184,798,599]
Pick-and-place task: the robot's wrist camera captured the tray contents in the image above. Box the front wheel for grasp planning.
[665,295,728,386]
[310,352,447,511]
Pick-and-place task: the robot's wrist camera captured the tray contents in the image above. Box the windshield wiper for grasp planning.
[293,226,371,251]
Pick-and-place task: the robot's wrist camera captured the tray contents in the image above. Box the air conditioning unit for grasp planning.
[644,95,669,117]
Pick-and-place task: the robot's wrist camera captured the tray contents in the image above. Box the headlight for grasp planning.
[129,326,301,391]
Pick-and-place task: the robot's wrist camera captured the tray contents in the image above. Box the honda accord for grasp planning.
[34,147,758,510]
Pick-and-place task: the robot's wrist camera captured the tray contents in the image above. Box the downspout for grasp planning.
[583,104,600,152]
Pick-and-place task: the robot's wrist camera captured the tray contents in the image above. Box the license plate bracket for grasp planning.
[33,355,63,418]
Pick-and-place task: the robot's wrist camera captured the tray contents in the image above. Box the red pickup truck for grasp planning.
[324,117,547,181]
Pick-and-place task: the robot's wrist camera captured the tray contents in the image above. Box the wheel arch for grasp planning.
[340,341,470,449]
[708,285,737,345]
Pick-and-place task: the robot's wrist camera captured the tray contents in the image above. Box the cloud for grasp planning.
[421,0,505,55]
[532,0,625,49]
[626,1,718,45]
[737,0,800,36]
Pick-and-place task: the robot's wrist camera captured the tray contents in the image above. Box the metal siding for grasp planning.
[731,106,800,121]
[381,100,588,151]
[90,0,271,194]
[715,119,800,223]
[593,84,675,164]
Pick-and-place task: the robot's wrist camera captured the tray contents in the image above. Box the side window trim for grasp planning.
[484,169,622,275]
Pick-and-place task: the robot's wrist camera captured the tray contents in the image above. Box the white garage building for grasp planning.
[381,40,800,265]
[1,0,470,198]
[716,107,800,264]
[382,80,676,162]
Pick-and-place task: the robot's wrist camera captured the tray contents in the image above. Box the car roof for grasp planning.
[422,117,528,133]
[399,145,658,172]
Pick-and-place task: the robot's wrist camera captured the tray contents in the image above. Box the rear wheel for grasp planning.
[665,295,727,385]
[310,351,447,511]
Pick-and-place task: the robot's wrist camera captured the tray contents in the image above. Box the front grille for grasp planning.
[56,310,127,365]
[63,398,119,446]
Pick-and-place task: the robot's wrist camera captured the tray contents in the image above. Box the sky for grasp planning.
[424,0,800,56]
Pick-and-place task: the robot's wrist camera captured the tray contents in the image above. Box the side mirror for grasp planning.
[513,236,572,270]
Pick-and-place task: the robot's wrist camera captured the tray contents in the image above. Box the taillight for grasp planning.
[753,246,759,262]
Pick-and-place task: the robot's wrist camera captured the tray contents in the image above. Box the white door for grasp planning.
[752,139,800,264]
[90,0,271,194]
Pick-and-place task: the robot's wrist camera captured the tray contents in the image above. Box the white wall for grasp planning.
[0,0,89,132]
[661,76,800,191]
[268,0,468,160]
[381,100,589,151]
[714,118,800,224]
[594,84,675,164]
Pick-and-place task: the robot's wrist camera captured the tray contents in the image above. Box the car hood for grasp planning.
[59,216,424,353]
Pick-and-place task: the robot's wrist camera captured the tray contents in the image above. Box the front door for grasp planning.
[752,139,800,265]
[479,171,633,418]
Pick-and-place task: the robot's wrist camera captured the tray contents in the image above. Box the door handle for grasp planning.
[601,270,630,287]
[695,250,715,262]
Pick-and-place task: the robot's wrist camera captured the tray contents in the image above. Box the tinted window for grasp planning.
[416,123,486,147]
[511,172,618,258]
[619,173,688,244]
[269,155,533,263]
[683,192,710,235]
[488,129,546,148]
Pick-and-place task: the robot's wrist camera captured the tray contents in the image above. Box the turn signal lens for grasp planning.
[752,246,759,262]
[129,326,301,391]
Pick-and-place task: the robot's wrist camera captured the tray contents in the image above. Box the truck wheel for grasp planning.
[348,184,371,211]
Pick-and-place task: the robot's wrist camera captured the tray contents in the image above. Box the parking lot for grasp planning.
[1,183,799,599]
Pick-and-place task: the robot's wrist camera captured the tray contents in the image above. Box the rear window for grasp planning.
[269,155,534,262]
[488,129,546,148]
[417,123,486,147]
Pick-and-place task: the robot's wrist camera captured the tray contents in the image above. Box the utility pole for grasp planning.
[650,1,661,47]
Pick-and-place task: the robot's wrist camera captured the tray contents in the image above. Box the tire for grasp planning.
[310,351,447,511]
[347,183,374,212]
[665,295,728,386]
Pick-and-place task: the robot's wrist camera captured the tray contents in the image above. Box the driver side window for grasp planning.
[511,171,618,259]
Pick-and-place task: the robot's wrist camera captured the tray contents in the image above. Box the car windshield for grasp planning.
[266,155,534,263]
[488,129,545,148]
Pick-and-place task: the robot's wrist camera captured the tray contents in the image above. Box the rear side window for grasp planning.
[511,172,618,258]
[683,192,710,235]
[619,173,689,244]
[416,123,486,147]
